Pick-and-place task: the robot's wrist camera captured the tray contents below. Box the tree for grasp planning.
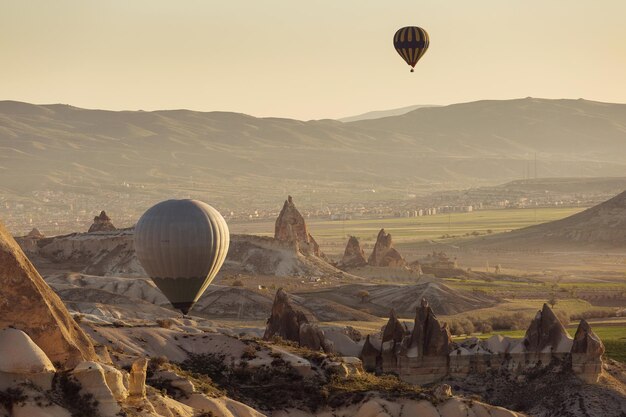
[356,289,370,303]
[548,293,557,308]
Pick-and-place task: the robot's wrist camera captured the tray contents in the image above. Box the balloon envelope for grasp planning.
[134,199,230,315]
[393,26,429,71]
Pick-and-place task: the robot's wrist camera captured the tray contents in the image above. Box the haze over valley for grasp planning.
[3,97,626,235]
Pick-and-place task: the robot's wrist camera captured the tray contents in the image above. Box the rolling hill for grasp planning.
[461,190,626,250]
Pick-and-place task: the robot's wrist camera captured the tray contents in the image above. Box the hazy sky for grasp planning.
[2,1,626,119]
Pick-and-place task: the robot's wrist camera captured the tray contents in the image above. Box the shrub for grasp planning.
[232,279,244,287]
[241,345,258,360]
[0,388,27,413]
[489,312,529,331]
[150,356,170,368]
[178,350,428,412]
[474,321,493,334]
[50,373,101,417]
[547,293,558,308]
[149,376,187,399]
[356,290,370,303]
[447,318,475,336]
[571,309,617,321]
[156,319,174,329]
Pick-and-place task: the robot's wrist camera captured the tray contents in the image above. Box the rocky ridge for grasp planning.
[361,301,605,385]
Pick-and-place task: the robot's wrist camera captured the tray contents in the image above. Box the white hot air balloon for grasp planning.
[134,199,230,315]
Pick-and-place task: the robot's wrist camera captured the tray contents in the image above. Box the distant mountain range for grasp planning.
[338,104,438,122]
[1,98,626,213]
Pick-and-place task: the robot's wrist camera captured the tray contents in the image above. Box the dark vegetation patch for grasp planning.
[0,387,27,413]
[146,357,224,400]
[439,360,621,417]
[178,349,432,412]
[49,372,101,417]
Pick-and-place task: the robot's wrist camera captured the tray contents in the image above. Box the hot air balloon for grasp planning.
[393,26,429,72]
[134,199,230,315]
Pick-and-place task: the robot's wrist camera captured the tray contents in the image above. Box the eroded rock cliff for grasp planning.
[0,220,97,367]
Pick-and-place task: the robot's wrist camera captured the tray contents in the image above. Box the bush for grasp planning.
[241,345,258,360]
[0,388,27,413]
[571,309,617,321]
[356,290,370,303]
[447,318,475,336]
[232,279,244,287]
[474,321,493,334]
[489,312,529,331]
[150,356,170,367]
[178,351,429,412]
[156,318,174,329]
[50,373,101,417]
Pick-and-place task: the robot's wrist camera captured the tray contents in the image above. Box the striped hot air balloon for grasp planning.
[393,26,429,72]
[134,199,230,315]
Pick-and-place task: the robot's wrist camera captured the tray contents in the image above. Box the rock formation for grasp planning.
[263,288,332,352]
[396,299,451,384]
[367,229,407,268]
[405,299,451,357]
[418,251,462,277]
[0,328,56,390]
[360,335,381,371]
[361,302,603,385]
[27,228,44,239]
[274,196,324,257]
[380,309,410,372]
[71,361,123,415]
[0,220,97,367]
[571,319,605,383]
[129,358,149,398]
[338,236,367,268]
[16,228,45,254]
[381,309,408,346]
[521,303,572,354]
[88,210,117,233]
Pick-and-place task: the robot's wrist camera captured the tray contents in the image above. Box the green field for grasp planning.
[230,207,585,251]
[444,277,626,296]
[309,207,585,245]
[456,325,626,363]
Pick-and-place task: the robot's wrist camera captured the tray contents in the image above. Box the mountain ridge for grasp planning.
[2,97,626,215]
